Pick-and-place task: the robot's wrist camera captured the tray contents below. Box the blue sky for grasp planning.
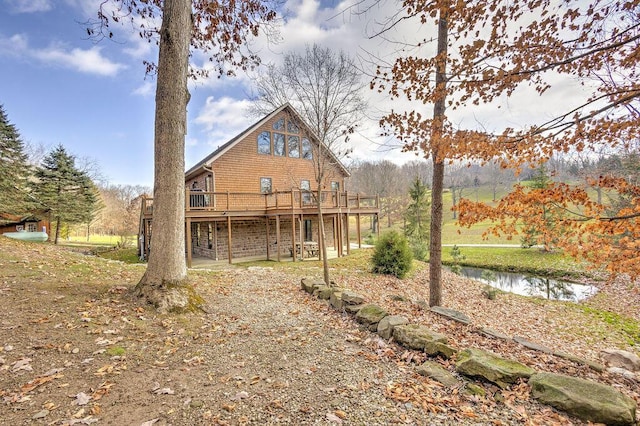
[0,0,589,187]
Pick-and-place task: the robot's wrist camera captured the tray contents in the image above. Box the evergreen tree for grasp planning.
[0,105,32,215]
[32,145,98,244]
[404,177,431,259]
[521,163,562,250]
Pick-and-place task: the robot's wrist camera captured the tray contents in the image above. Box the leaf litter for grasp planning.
[0,237,638,424]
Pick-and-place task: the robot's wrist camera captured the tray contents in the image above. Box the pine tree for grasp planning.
[0,105,32,215]
[32,145,98,244]
[404,177,431,260]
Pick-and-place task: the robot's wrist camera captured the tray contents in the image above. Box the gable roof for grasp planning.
[185,103,351,180]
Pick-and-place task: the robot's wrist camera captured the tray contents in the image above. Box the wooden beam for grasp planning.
[186,218,192,268]
[357,213,362,248]
[266,217,270,261]
[276,215,281,262]
[345,214,350,255]
[227,215,232,264]
[291,211,296,261]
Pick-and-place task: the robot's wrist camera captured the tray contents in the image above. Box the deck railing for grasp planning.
[141,190,379,216]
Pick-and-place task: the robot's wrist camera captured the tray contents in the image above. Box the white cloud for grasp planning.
[0,34,127,76]
[34,45,127,76]
[194,96,253,144]
[132,81,155,97]
[5,0,52,13]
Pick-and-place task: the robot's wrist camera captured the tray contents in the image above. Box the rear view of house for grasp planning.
[139,103,379,265]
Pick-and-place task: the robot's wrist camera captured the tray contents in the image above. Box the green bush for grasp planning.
[409,238,429,261]
[372,230,413,278]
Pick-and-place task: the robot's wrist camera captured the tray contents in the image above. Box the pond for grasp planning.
[458,266,598,302]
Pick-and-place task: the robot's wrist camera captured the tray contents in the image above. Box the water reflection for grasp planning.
[459,267,597,302]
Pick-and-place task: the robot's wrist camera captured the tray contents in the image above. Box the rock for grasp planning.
[464,383,486,397]
[32,410,49,419]
[455,348,535,388]
[330,291,344,310]
[313,285,333,300]
[393,324,455,358]
[377,315,409,340]
[344,304,363,314]
[529,372,637,426]
[301,278,324,294]
[416,361,459,387]
[478,327,510,340]
[512,336,552,353]
[553,351,605,372]
[341,290,365,305]
[601,349,640,372]
[608,367,637,380]
[355,304,388,327]
[430,306,471,325]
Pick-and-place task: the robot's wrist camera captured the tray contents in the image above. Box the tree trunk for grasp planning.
[429,6,448,307]
[318,188,331,285]
[135,0,199,313]
[54,217,61,245]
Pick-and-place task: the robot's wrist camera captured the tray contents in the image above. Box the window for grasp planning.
[304,219,313,241]
[331,181,340,191]
[27,223,37,232]
[288,136,300,158]
[260,177,272,194]
[257,131,271,154]
[287,119,299,134]
[301,179,311,204]
[274,133,285,156]
[273,118,285,131]
[301,138,312,160]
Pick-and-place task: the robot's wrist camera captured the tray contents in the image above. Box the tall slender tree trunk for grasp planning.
[135,0,197,312]
[318,188,331,285]
[54,217,61,245]
[429,6,449,307]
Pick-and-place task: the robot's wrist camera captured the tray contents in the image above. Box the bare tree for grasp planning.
[94,0,278,311]
[251,44,367,285]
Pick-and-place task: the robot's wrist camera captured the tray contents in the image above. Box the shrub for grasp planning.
[409,237,429,261]
[372,230,413,278]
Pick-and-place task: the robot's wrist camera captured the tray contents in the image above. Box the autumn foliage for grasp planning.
[371,0,639,280]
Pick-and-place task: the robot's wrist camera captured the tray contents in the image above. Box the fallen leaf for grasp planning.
[334,410,347,419]
[153,387,174,395]
[222,403,236,412]
[75,392,91,406]
[326,412,343,424]
[12,358,33,372]
[140,419,160,426]
[231,391,249,401]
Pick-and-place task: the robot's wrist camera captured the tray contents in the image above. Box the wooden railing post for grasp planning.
[357,193,361,209]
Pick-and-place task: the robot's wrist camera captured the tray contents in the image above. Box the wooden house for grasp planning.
[139,103,379,266]
[0,213,50,236]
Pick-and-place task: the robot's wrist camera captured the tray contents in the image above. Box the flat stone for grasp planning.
[608,367,637,380]
[313,285,333,300]
[601,349,640,372]
[513,336,552,354]
[430,306,471,325]
[416,361,459,387]
[341,290,365,305]
[478,327,510,340]
[530,372,637,426]
[301,278,324,294]
[330,291,344,310]
[393,324,450,357]
[355,304,388,327]
[344,304,363,314]
[424,341,457,359]
[553,351,605,372]
[455,348,535,389]
[377,315,409,340]
[464,383,486,397]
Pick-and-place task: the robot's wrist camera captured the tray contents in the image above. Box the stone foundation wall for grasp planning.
[191,216,336,260]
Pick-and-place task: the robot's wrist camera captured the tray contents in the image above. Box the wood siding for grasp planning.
[186,111,346,193]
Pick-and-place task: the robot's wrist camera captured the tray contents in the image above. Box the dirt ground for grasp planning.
[0,237,638,425]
